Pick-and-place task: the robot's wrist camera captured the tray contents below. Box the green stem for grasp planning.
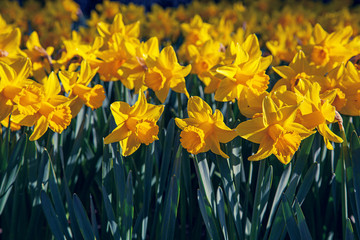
[340,127,348,240]
[177,93,183,118]
[250,160,266,240]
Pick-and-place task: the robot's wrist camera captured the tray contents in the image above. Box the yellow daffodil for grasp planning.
[302,24,359,70]
[12,72,72,141]
[0,58,35,121]
[215,35,272,117]
[236,96,314,164]
[92,33,138,86]
[1,115,21,132]
[215,36,272,102]
[56,31,103,66]
[0,28,26,64]
[59,60,105,117]
[178,14,212,61]
[117,37,159,93]
[97,13,140,44]
[144,46,191,103]
[144,4,180,42]
[175,96,237,158]
[104,91,164,156]
[187,40,224,93]
[339,61,360,116]
[298,82,343,149]
[272,50,325,93]
[316,63,347,112]
[24,31,54,82]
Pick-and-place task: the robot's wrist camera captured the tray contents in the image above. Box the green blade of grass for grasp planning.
[294,199,312,240]
[197,189,221,240]
[122,172,134,240]
[73,194,95,240]
[101,185,121,239]
[0,134,26,214]
[282,194,301,240]
[216,187,229,240]
[216,155,243,238]
[40,191,66,240]
[296,163,317,206]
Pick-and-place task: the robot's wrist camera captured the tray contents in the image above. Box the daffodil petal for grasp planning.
[104,123,131,144]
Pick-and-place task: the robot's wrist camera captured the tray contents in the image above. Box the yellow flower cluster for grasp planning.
[1,0,360,162]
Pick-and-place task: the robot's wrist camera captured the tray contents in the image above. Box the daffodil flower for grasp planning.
[12,72,72,141]
[104,91,164,156]
[175,96,237,158]
[59,60,105,117]
[299,82,343,149]
[236,96,314,164]
[0,58,35,121]
[144,46,191,103]
[214,35,272,103]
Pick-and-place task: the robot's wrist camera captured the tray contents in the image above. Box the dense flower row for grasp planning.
[0,0,360,164]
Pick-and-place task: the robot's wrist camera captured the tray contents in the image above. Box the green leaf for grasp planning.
[296,163,317,205]
[48,161,71,239]
[140,144,154,239]
[101,185,121,239]
[294,199,312,240]
[73,194,95,240]
[196,153,216,215]
[122,172,134,240]
[281,194,301,240]
[40,191,66,240]
[0,134,26,214]
[216,187,229,240]
[216,155,243,238]
[197,189,221,240]
[351,132,360,233]
[158,118,176,197]
[160,145,181,240]
[259,166,273,223]
[345,218,354,240]
[90,195,100,240]
[265,163,291,238]
[250,160,266,240]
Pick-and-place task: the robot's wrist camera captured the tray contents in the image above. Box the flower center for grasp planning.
[145,67,166,91]
[180,125,205,154]
[311,46,329,66]
[274,132,302,163]
[135,119,159,145]
[48,105,72,133]
[267,124,285,141]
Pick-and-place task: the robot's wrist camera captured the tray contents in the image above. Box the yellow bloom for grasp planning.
[236,96,314,164]
[97,13,140,44]
[215,35,272,111]
[175,96,237,158]
[104,91,164,156]
[144,46,191,103]
[178,14,212,61]
[0,28,26,64]
[298,82,343,150]
[272,50,325,93]
[56,31,103,66]
[302,24,358,70]
[187,40,224,93]
[24,31,54,82]
[93,33,138,86]
[12,72,72,141]
[339,61,360,116]
[59,60,105,117]
[117,37,159,93]
[0,58,34,121]
[144,4,180,42]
